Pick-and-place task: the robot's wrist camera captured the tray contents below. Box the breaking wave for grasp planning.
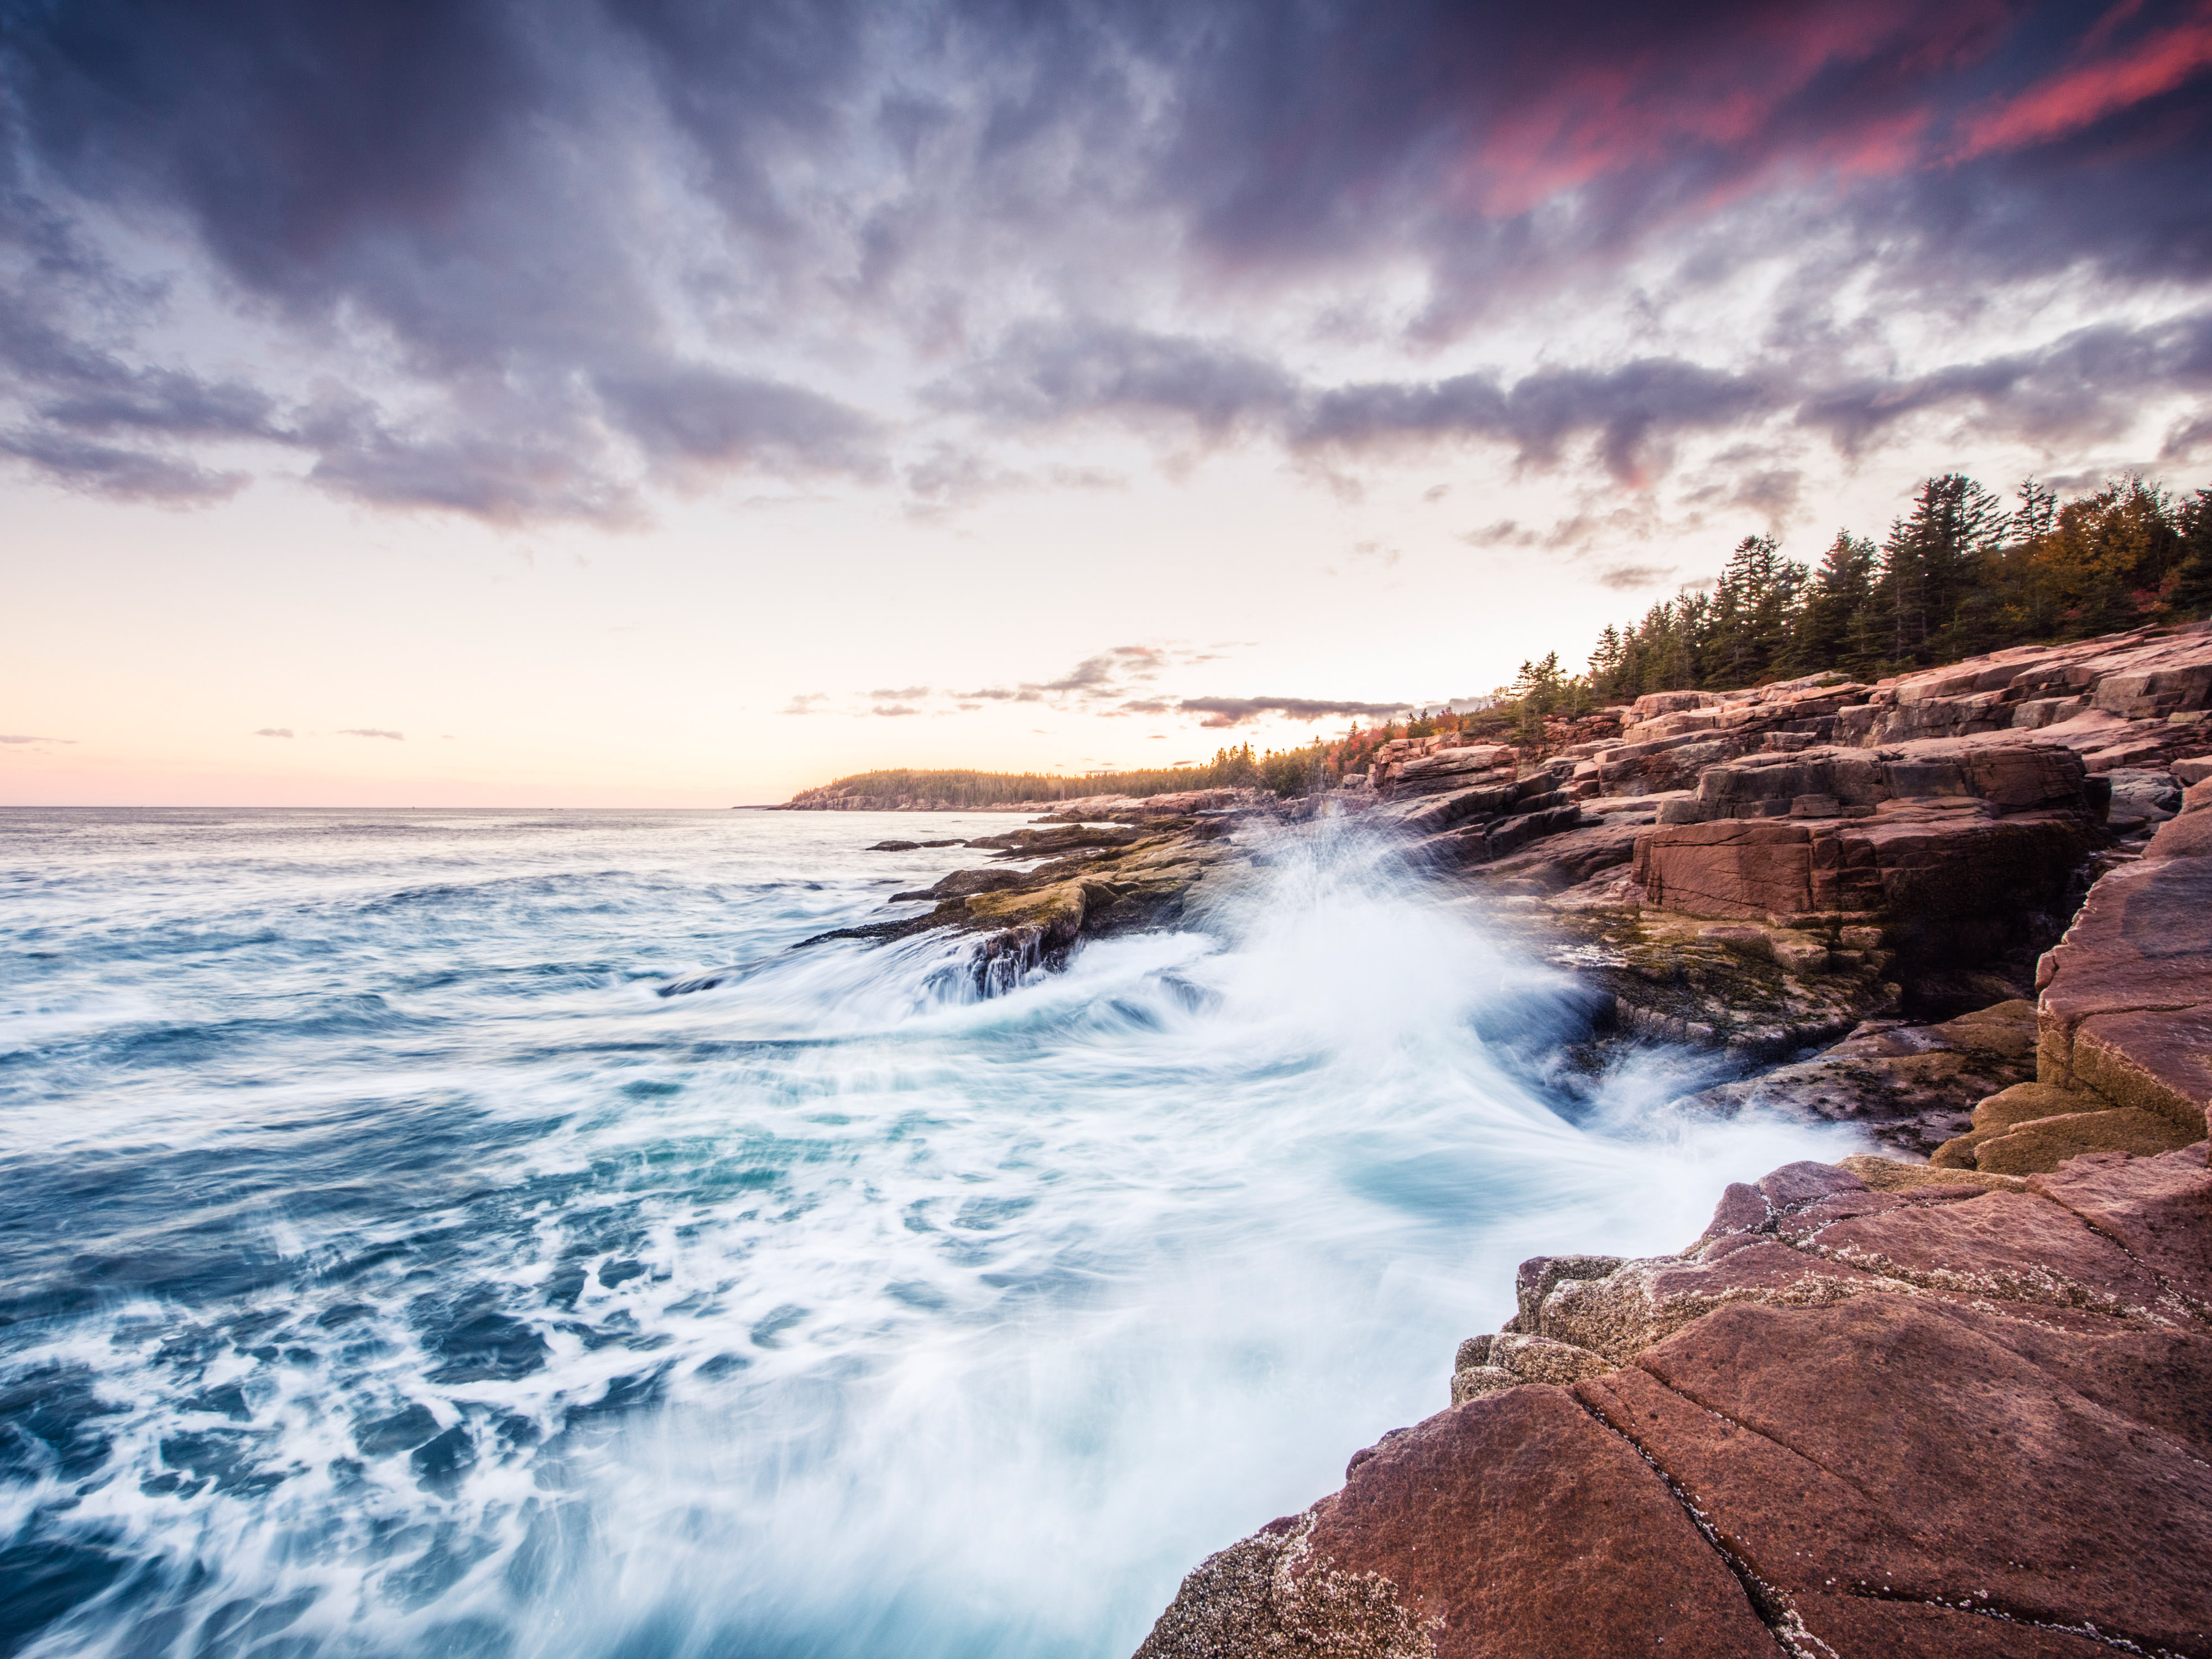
[0,807,1856,1658]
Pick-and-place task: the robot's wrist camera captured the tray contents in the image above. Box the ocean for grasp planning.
[0,807,1853,1658]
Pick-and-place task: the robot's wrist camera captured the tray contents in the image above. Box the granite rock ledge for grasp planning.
[1134,1150,2212,1659]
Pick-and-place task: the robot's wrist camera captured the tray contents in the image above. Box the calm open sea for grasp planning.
[0,807,1851,1658]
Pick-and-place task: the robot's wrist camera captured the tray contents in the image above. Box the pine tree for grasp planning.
[1787,531,1877,676]
[1588,625,1624,700]
[2013,478,2057,544]
[1514,652,1564,744]
[1873,476,2005,664]
[2173,490,2212,621]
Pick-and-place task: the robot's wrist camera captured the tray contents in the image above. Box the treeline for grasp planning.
[1587,474,2212,701]
[804,473,2212,808]
[797,743,1329,807]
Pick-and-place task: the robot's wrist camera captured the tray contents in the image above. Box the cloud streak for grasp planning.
[1177,695,1413,729]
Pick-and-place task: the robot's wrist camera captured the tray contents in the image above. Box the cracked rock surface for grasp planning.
[1133,1151,2212,1659]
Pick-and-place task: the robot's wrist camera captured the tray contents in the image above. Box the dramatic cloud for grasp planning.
[780,694,830,716]
[337,728,404,740]
[868,686,932,700]
[870,704,921,717]
[1796,311,2212,454]
[252,727,293,738]
[0,0,2206,524]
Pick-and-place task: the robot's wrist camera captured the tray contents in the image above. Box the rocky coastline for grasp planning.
[776,622,2212,1655]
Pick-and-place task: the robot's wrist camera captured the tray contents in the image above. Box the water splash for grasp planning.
[0,808,1863,1658]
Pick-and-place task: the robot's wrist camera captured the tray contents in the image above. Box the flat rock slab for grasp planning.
[2030,1147,2212,1314]
[1787,1187,2172,1316]
[1595,1296,2212,1656]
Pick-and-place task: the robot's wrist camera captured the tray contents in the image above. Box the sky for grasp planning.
[4,0,2211,806]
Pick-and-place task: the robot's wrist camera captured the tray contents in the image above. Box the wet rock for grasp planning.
[1512,901,1902,1062]
[960,824,1145,858]
[802,816,1249,992]
[1458,817,1656,893]
[886,867,1029,902]
[1682,1000,2039,1157]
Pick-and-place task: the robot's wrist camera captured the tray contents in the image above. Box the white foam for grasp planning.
[0,807,1864,1659]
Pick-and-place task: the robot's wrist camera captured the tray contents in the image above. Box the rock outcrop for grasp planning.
[1401,627,2209,1061]
[1618,747,2212,1176]
[1357,622,2209,900]
[1136,1151,2212,1659]
[1361,744,1588,865]
[1571,622,2212,800]
[1680,999,2042,1158]
[1898,768,2212,1179]
[798,815,1251,991]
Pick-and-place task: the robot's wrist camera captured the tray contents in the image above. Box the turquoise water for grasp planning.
[0,807,1851,1658]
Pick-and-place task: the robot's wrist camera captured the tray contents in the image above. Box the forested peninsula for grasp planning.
[783,471,2212,813]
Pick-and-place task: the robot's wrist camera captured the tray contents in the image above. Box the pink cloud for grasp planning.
[1955,3,2212,159]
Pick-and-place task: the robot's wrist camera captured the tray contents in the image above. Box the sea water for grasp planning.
[0,808,1858,1658]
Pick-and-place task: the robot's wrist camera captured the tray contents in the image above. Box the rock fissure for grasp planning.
[1605,1357,2192,1656]
[1837,1590,2180,1659]
[1569,1387,1822,1659]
